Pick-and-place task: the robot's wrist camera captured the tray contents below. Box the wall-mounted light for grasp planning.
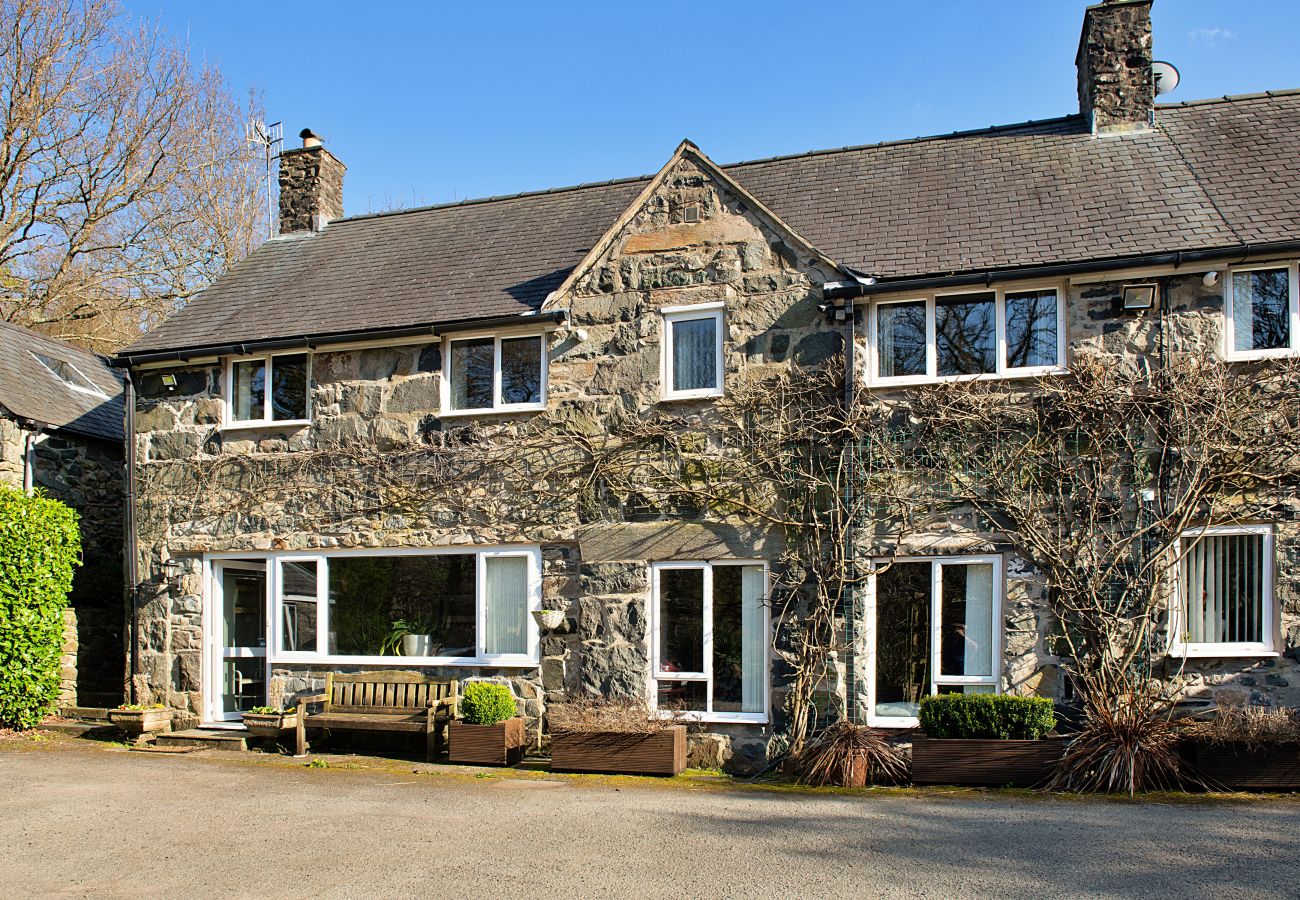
[1122,283,1156,310]
[161,557,184,584]
[1202,270,1220,287]
[160,373,178,390]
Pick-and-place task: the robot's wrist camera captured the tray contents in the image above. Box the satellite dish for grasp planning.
[1152,61,1181,96]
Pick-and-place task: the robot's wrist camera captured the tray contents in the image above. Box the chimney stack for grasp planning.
[1076,0,1155,134]
[277,128,345,234]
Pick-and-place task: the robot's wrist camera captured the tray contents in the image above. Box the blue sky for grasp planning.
[126,1,1298,216]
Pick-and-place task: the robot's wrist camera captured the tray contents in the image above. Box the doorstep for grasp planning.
[153,728,252,752]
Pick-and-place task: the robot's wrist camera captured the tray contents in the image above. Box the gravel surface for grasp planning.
[2,737,1298,898]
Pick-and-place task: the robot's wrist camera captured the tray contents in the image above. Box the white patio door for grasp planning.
[205,560,269,723]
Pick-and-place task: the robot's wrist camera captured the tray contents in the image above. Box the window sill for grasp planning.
[268,654,540,668]
[661,390,724,402]
[439,405,545,419]
[1223,348,1299,362]
[654,710,768,725]
[222,419,311,432]
[1168,647,1279,660]
[868,366,1068,389]
[868,716,919,730]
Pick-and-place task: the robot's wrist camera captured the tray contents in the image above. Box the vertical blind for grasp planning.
[1181,534,1264,644]
[484,556,528,655]
[740,566,766,714]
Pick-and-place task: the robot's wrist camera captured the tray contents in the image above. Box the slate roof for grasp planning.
[125,91,1300,357]
[0,321,125,442]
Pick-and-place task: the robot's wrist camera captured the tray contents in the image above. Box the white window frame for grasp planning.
[222,350,313,429]
[868,284,1067,387]
[648,560,770,724]
[865,554,1004,729]
[440,329,549,416]
[210,545,541,669]
[1223,262,1300,361]
[1169,524,1277,659]
[661,302,725,401]
[30,351,107,397]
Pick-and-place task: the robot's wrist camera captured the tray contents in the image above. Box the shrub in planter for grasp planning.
[790,722,908,787]
[1049,691,1181,794]
[109,703,172,735]
[0,487,80,729]
[449,683,525,766]
[913,694,1062,787]
[1181,700,1300,791]
[242,706,299,739]
[547,697,686,776]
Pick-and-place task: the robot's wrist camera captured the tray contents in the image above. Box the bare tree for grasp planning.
[0,0,264,351]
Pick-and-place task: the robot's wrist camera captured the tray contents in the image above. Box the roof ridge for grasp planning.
[1157,87,1300,110]
[0,318,109,362]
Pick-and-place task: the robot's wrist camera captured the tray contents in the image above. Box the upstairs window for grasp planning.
[662,303,724,400]
[1225,264,1299,359]
[1172,526,1275,657]
[226,352,309,426]
[30,352,105,396]
[445,333,545,413]
[872,287,1064,384]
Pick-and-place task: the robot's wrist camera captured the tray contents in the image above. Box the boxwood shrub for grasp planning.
[460,682,518,726]
[0,487,81,729]
[918,693,1056,740]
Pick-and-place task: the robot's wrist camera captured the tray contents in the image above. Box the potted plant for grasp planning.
[911,694,1061,787]
[381,617,435,657]
[448,682,526,766]
[242,705,299,739]
[547,697,687,776]
[109,703,172,736]
[789,722,909,787]
[532,607,566,631]
[1181,699,1300,791]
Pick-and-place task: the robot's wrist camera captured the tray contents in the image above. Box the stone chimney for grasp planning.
[1076,0,1154,134]
[277,128,346,234]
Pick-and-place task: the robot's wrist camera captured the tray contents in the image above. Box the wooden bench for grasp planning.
[295,672,459,761]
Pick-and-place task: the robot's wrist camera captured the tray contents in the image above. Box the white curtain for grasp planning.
[672,317,716,391]
[741,566,765,713]
[1183,535,1261,644]
[963,564,994,677]
[485,556,528,655]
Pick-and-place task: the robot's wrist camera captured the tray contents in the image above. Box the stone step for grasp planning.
[59,706,113,722]
[154,728,252,752]
[41,720,118,739]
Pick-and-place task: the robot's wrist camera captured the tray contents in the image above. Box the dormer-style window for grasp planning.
[1224,264,1299,360]
[662,303,724,401]
[444,333,546,414]
[30,352,105,396]
[225,352,310,427]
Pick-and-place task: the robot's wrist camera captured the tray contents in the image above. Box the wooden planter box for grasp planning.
[449,718,527,766]
[109,708,172,735]
[242,711,300,739]
[911,737,1065,787]
[550,725,687,776]
[1184,740,1300,791]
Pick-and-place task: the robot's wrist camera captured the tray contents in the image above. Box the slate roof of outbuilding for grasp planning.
[125,91,1300,357]
[0,321,125,442]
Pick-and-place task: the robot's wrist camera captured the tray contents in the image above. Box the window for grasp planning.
[651,562,768,722]
[872,287,1064,384]
[1172,526,1275,657]
[266,547,540,665]
[662,304,724,400]
[868,556,1001,726]
[444,333,546,413]
[30,352,104,396]
[226,353,309,426]
[1225,264,1299,359]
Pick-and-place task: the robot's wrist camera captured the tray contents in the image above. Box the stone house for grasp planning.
[117,0,1300,769]
[0,321,126,708]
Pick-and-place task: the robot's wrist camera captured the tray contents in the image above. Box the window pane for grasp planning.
[450,338,495,410]
[877,301,926,378]
[1181,534,1264,644]
[499,337,542,405]
[280,560,319,652]
[328,555,476,657]
[874,562,931,719]
[936,293,995,376]
[1005,290,1059,368]
[670,316,718,392]
[710,566,766,713]
[1233,269,1290,352]
[484,556,528,655]
[269,354,308,420]
[659,568,704,674]
[939,563,994,678]
[224,657,266,713]
[232,359,265,421]
[657,679,706,712]
[221,568,265,648]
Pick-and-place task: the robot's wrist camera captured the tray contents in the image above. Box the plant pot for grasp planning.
[910,737,1065,787]
[531,609,566,631]
[241,710,300,739]
[1183,740,1300,791]
[449,718,527,766]
[109,708,172,735]
[550,725,687,776]
[402,634,432,657]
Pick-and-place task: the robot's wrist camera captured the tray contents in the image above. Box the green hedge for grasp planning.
[460,682,518,726]
[0,487,81,729]
[918,693,1055,740]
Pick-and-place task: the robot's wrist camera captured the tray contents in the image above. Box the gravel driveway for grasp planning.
[3,737,1298,898]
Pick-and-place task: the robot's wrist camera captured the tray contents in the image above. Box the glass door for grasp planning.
[207,560,268,723]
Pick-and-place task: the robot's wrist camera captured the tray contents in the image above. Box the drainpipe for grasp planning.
[123,370,140,704]
[22,427,39,493]
[841,291,857,723]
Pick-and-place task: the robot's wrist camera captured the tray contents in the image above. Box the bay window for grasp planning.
[662,304,724,400]
[1225,264,1299,359]
[1172,526,1275,657]
[445,333,546,413]
[226,352,310,425]
[869,556,1001,726]
[872,287,1064,384]
[651,561,768,722]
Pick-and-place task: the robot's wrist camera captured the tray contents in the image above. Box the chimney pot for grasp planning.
[300,127,322,148]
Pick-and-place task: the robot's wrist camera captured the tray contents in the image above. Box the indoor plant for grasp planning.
[241,705,300,739]
[1181,699,1300,791]
[448,682,526,766]
[109,703,172,736]
[381,617,435,657]
[911,693,1060,786]
[547,697,686,776]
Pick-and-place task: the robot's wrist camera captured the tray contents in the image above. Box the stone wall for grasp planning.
[0,414,24,487]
